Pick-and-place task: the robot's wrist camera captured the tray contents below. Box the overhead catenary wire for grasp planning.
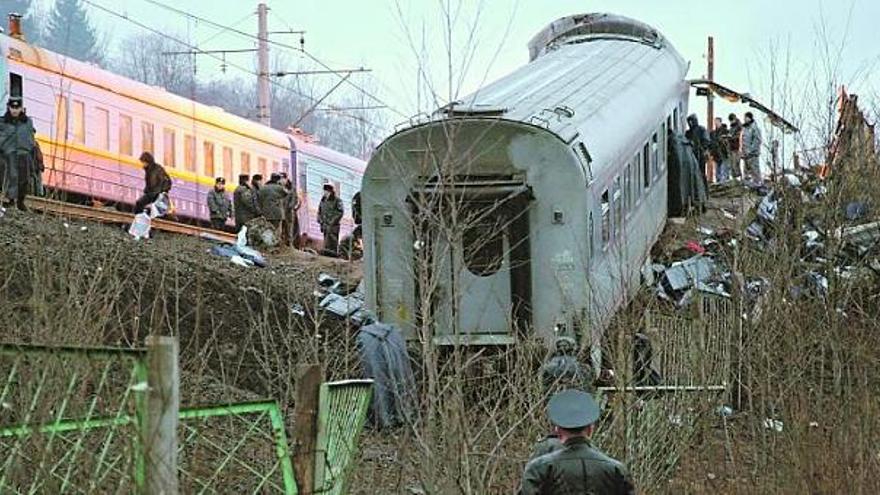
[80,0,384,130]
[139,0,406,118]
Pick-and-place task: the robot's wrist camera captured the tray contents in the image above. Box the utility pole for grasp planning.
[257,3,271,126]
[707,36,715,130]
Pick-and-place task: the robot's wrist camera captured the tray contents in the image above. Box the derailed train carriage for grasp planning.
[362,14,689,364]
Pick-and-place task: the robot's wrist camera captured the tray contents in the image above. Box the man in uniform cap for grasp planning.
[519,389,635,495]
[0,97,37,209]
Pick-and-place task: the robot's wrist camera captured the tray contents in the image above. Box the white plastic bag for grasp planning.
[151,193,170,218]
[128,213,152,240]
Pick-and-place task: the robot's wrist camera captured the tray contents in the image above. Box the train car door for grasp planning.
[421,184,532,343]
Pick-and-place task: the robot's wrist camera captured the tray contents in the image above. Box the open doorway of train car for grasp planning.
[411,179,533,344]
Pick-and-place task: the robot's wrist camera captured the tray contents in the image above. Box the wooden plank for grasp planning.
[291,364,322,495]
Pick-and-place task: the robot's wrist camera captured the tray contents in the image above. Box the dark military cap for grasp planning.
[323,183,334,191]
[7,98,22,108]
[547,389,600,429]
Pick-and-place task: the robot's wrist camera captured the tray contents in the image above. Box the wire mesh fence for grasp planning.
[596,294,736,488]
[0,343,147,494]
[178,401,296,494]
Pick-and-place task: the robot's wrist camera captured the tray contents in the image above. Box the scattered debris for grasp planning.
[762,418,784,432]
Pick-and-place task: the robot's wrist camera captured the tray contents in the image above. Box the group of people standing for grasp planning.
[220,172,302,248]
[686,111,763,187]
[0,97,43,210]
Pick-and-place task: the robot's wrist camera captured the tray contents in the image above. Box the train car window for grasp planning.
[462,204,505,277]
[54,95,68,141]
[299,170,307,194]
[72,100,85,144]
[272,160,280,174]
[651,132,660,178]
[240,152,251,174]
[631,156,640,204]
[222,147,234,182]
[258,157,268,177]
[119,115,133,156]
[660,123,668,171]
[673,108,680,132]
[666,115,673,135]
[9,73,22,98]
[642,144,650,189]
[141,122,154,154]
[95,107,109,150]
[203,141,215,177]
[587,212,594,259]
[184,134,196,172]
[612,177,622,234]
[601,189,610,246]
[163,128,176,168]
[624,164,632,213]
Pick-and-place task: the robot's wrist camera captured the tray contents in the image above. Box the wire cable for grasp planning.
[81,0,384,129]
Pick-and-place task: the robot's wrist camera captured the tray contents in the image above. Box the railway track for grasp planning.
[23,196,238,243]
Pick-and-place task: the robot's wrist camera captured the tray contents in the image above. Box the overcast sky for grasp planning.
[36,0,880,137]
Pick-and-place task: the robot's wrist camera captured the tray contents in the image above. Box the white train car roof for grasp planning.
[0,34,290,150]
[291,133,366,174]
[435,13,689,182]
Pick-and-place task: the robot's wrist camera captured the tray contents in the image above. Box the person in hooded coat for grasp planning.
[134,151,171,214]
[685,114,711,190]
[0,98,36,210]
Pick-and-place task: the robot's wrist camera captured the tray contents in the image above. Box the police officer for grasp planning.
[0,97,36,210]
[519,389,635,495]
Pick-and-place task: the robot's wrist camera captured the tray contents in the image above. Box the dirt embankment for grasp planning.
[0,209,363,406]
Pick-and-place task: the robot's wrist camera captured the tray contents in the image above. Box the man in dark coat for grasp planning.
[233,174,258,230]
[0,98,37,210]
[318,183,344,256]
[257,173,288,232]
[685,114,711,190]
[279,172,300,247]
[727,113,743,180]
[710,118,731,182]
[206,177,232,231]
[352,191,362,226]
[519,390,635,495]
[134,151,171,214]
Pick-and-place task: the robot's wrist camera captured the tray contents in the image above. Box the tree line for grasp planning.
[0,0,385,159]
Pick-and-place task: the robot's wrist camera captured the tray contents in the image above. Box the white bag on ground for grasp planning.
[128,213,152,240]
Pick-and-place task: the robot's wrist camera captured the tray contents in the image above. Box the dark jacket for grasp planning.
[207,189,232,220]
[0,112,36,155]
[519,437,635,495]
[257,181,288,222]
[233,185,259,226]
[529,434,564,461]
[352,191,362,225]
[144,162,172,195]
[318,194,344,229]
[710,125,730,163]
[728,120,743,153]
[685,124,711,164]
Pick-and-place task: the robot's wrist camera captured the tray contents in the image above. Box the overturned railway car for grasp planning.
[362,14,689,361]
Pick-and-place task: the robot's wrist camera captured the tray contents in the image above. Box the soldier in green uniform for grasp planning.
[519,389,635,495]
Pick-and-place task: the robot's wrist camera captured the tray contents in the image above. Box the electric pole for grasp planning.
[707,36,714,130]
[257,3,271,126]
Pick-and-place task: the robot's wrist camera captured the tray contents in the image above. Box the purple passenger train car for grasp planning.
[0,28,365,244]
